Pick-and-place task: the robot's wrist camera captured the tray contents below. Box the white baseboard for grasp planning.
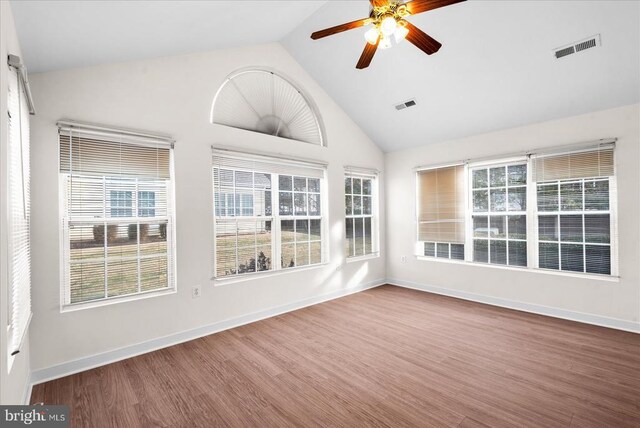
[30,279,385,387]
[388,278,640,334]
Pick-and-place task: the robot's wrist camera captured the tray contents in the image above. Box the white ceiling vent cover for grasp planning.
[211,68,324,146]
[554,34,601,59]
[395,99,417,111]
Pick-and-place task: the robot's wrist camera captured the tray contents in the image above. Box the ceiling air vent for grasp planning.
[554,34,601,59]
[395,98,417,111]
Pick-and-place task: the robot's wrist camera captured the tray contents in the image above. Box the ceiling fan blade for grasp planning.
[404,21,442,55]
[404,0,466,15]
[356,41,379,69]
[311,18,370,40]
[370,0,389,8]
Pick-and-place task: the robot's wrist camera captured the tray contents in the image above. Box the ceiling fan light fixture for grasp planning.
[379,35,392,50]
[380,16,397,37]
[364,27,380,45]
[394,21,409,43]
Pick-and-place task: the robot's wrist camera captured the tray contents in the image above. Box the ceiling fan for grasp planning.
[311,0,466,69]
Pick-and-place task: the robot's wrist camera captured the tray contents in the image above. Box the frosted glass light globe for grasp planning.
[380,16,397,37]
[364,27,380,45]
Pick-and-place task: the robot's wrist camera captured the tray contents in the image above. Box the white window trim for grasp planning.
[344,169,380,260]
[60,288,177,313]
[416,154,619,280]
[58,130,177,312]
[531,175,618,277]
[465,157,529,266]
[212,261,330,286]
[6,64,32,367]
[211,156,329,280]
[414,255,620,282]
[414,163,466,261]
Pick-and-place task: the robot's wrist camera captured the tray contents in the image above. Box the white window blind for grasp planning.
[58,123,175,307]
[532,145,616,275]
[7,64,31,356]
[532,146,614,182]
[417,164,466,260]
[344,167,378,258]
[212,149,326,278]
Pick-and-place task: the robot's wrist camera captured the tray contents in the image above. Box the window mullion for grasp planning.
[272,173,280,271]
[136,178,141,293]
[103,176,108,299]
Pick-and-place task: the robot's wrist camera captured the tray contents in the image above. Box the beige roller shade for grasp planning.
[532,147,614,182]
[417,165,465,243]
[60,134,171,179]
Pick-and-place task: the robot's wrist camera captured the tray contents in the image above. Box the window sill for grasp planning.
[415,256,620,282]
[346,253,380,264]
[212,262,330,286]
[61,287,177,313]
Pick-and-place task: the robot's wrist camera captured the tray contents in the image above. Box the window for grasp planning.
[59,122,175,307]
[110,191,156,217]
[344,169,378,258]
[138,191,156,217]
[417,165,465,260]
[213,150,326,279]
[416,143,617,277]
[6,64,31,357]
[470,163,527,266]
[533,147,615,275]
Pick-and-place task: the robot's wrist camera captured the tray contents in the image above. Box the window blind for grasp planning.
[533,144,617,276]
[60,133,171,179]
[212,149,326,179]
[417,165,465,243]
[7,65,31,356]
[531,145,614,182]
[212,149,326,278]
[58,122,175,306]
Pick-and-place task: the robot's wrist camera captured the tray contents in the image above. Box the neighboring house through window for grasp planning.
[212,150,326,279]
[58,122,176,308]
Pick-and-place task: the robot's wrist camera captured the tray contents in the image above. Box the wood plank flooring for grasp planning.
[31,285,640,427]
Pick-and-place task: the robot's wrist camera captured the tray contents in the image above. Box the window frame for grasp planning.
[415,153,618,279]
[344,170,380,261]
[58,132,177,312]
[212,158,328,283]
[531,175,618,276]
[466,158,530,267]
[414,163,467,261]
[6,64,32,364]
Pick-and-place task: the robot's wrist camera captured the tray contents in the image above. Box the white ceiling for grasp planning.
[10,0,640,152]
[283,0,640,151]
[9,0,327,72]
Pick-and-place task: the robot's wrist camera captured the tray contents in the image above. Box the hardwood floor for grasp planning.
[31,285,640,427]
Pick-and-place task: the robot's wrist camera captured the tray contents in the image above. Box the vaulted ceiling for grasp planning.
[10,0,640,152]
[9,0,327,72]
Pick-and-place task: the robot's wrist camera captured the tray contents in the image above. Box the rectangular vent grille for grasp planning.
[555,46,575,59]
[575,38,597,52]
[395,98,417,111]
[554,34,601,59]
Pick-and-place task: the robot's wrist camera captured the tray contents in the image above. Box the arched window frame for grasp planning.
[210,67,327,147]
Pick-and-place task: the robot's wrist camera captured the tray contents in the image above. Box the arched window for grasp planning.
[211,68,325,146]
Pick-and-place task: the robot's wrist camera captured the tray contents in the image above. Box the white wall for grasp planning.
[386,104,640,329]
[0,1,31,404]
[28,43,386,372]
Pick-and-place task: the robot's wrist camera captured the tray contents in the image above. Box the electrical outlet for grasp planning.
[401,255,407,264]
[192,285,201,298]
